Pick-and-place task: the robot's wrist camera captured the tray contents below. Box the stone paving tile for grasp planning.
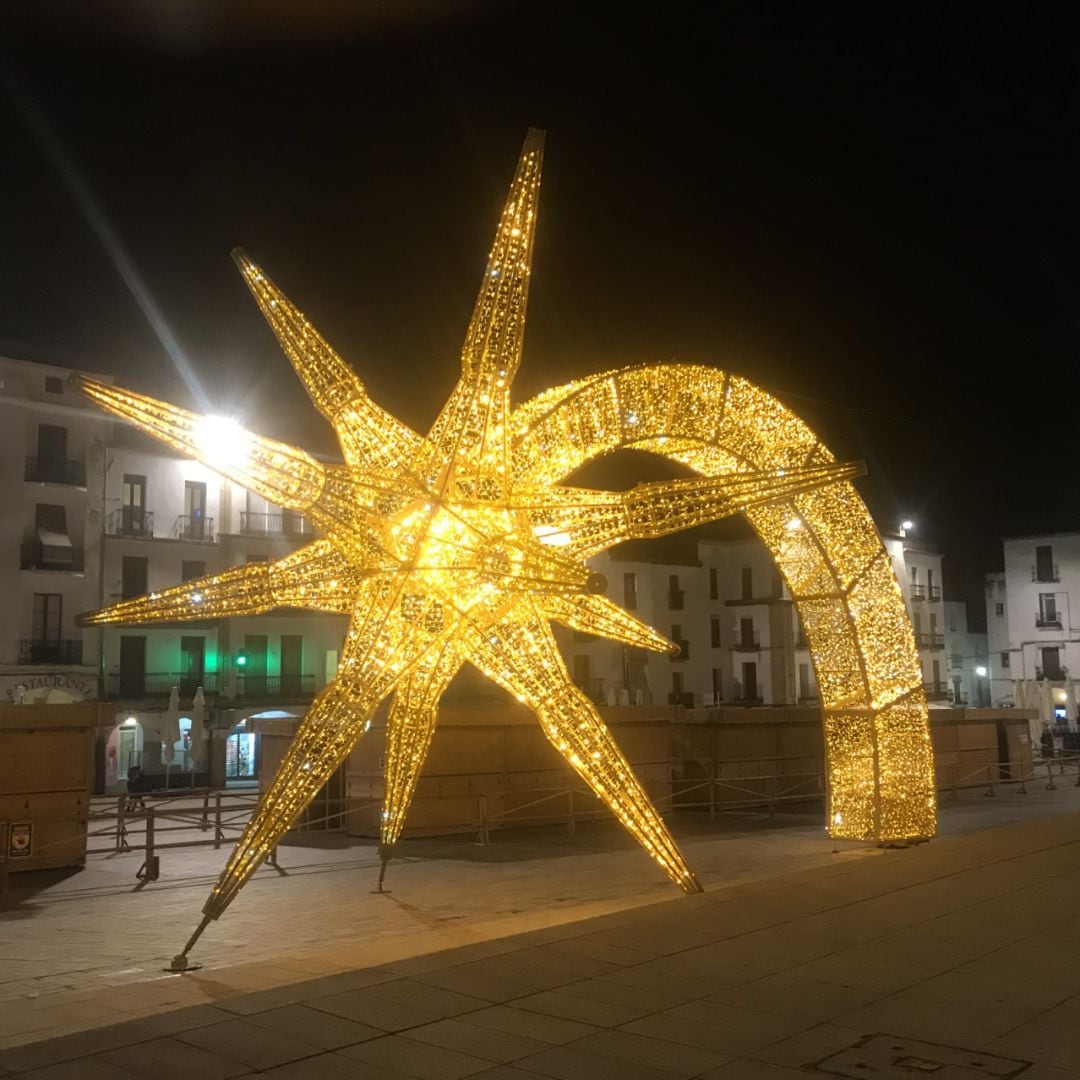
[506,947,620,981]
[463,1069,548,1080]
[175,1017,318,1070]
[215,967,398,1015]
[307,987,443,1032]
[412,965,538,1004]
[0,1005,234,1073]
[243,1003,384,1049]
[781,952,931,994]
[513,1044,677,1080]
[573,1027,731,1078]
[553,977,689,1016]
[747,1022,866,1069]
[988,1011,1080,1072]
[696,1060,810,1080]
[12,1059,147,1080]
[542,938,653,967]
[374,979,490,1019]
[258,1048,412,1078]
[449,958,572,992]
[511,990,643,1028]
[461,1005,599,1046]
[706,972,884,1023]
[98,1035,251,1079]
[619,1011,796,1058]
[339,1034,491,1080]
[405,1017,550,1063]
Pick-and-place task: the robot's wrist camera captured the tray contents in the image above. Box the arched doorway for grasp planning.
[512,363,937,843]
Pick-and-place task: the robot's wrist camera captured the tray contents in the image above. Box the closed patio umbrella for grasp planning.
[189,687,207,770]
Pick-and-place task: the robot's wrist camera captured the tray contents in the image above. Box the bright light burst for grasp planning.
[78,130,936,952]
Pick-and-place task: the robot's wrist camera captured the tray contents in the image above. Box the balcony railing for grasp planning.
[105,671,317,700]
[106,507,155,538]
[24,456,86,486]
[732,631,760,651]
[1036,614,1063,630]
[1035,666,1068,681]
[668,640,690,662]
[924,681,948,700]
[928,585,942,602]
[909,583,926,601]
[914,631,945,650]
[1032,565,1060,583]
[667,691,696,707]
[239,511,314,538]
[173,515,214,542]
[18,639,83,665]
[20,541,85,572]
[668,589,685,611]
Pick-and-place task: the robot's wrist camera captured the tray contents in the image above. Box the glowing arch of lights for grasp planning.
[76,129,935,961]
[512,363,937,846]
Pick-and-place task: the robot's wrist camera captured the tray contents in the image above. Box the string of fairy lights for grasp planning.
[77,129,936,960]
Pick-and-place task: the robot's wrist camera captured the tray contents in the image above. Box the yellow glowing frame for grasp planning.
[78,129,935,956]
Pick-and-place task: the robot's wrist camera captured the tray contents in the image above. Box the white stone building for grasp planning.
[943,600,989,707]
[985,532,1080,737]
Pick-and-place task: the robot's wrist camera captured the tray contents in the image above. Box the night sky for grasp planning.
[3,4,1079,626]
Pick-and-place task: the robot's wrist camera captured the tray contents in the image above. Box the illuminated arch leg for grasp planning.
[469,607,701,894]
[378,646,463,885]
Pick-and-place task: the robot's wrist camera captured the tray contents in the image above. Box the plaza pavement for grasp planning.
[0,782,1078,1078]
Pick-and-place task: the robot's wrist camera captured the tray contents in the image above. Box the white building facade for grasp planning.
[986,532,1080,740]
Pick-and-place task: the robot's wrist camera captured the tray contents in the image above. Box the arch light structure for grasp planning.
[77,129,936,959]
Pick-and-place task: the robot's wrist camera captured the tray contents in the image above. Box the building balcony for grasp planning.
[1032,565,1060,583]
[20,541,85,572]
[732,696,764,706]
[18,639,83,665]
[24,456,86,486]
[667,589,685,611]
[105,671,316,700]
[173,515,214,542]
[1035,666,1068,682]
[105,508,155,538]
[731,632,760,651]
[928,585,942,602]
[909,583,926,601]
[667,691,695,707]
[668,640,690,662]
[239,511,315,538]
[914,631,945,650]
[1036,614,1063,630]
[924,681,948,701]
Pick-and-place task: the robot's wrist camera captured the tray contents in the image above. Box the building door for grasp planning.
[1042,647,1063,680]
[281,634,303,694]
[119,636,147,697]
[739,617,755,648]
[122,474,147,534]
[31,593,62,660]
[741,662,758,702]
[36,424,68,482]
[121,556,148,600]
[741,567,753,600]
[932,659,941,694]
[1035,545,1055,583]
[711,667,722,704]
[799,662,812,702]
[180,637,205,695]
[243,634,268,696]
[184,481,207,539]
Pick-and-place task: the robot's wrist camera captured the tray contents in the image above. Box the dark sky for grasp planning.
[3,3,1079,625]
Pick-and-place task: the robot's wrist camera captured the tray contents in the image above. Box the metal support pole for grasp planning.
[116,793,128,852]
[566,787,577,836]
[1046,762,1057,791]
[137,808,159,881]
[476,795,490,847]
[984,764,996,797]
[201,791,210,831]
[214,792,223,848]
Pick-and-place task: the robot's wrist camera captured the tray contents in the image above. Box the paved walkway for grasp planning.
[1,785,1078,1078]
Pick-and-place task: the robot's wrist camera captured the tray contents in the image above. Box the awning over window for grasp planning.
[38,526,73,565]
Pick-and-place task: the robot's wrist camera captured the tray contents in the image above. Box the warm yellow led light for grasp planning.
[79,129,936,950]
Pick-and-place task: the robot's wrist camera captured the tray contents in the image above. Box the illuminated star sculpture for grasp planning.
[79,129,936,962]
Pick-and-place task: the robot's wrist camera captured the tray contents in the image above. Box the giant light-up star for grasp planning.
[79,130,936,960]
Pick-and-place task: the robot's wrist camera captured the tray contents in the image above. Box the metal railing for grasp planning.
[105,508,155,538]
[1032,565,1060,583]
[732,632,760,651]
[24,456,86,486]
[910,583,926,601]
[668,640,690,662]
[928,585,942,601]
[1036,614,1063,630]
[20,540,85,572]
[17,638,83,664]
[22,750,1076,892]
[1035,666,1069,681]
[239,512,314,538]
[668,589,685,610]
[173,515,214,541]
[104,672,315,700]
